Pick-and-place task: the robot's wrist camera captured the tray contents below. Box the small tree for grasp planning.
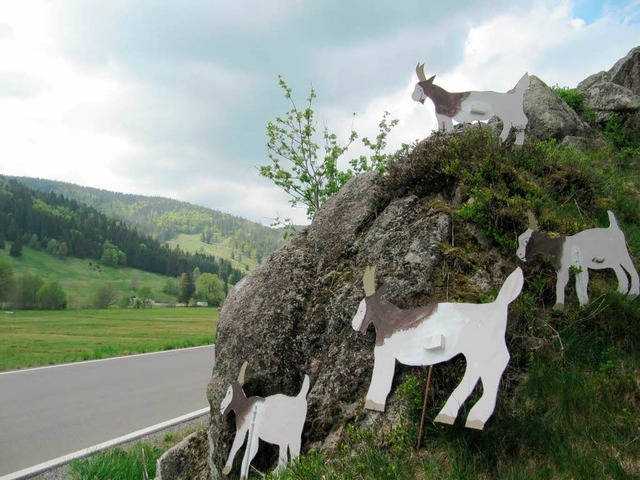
[178,271,196,306]
[46,238,59,255]
[56,241,69,259]
[0,260,14,302]
[93,284,118,309]
[136,285,153,308]
[13,273,44,309]
[101,241,126,267]
[37,281,67,310]
[9,239,23,258]
[260,77,401,232]
[195,272,225,306]
[162,278,179,296]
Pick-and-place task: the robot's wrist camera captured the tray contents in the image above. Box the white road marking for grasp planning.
[0,344,214,376]
[0,407,210,480]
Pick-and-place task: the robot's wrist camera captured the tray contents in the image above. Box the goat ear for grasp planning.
[527,210,539,230]
[427,75,436,84]
[415,63,427,82]
[237,361,248,386]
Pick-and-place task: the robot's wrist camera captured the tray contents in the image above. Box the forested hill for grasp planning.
[0,176,245,285]
[12,176,285,265]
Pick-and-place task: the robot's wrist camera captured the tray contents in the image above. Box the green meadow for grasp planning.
[0,308,218,372]
[167,233,257,272]
[0,244,177,309]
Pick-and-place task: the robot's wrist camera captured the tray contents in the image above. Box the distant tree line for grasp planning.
[0,176,245,285]
[0,255,226,310]
[15,176,285,261]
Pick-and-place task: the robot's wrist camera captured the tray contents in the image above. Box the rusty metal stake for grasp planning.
[416,365,434,450]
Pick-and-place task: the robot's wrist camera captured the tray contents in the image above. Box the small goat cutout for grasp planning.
[517,211,639,310]
[352,266,524,430]
[412,63,529,145]
[220,362,310,476]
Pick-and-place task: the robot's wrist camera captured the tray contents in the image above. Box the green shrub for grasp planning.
[69,443,161,480]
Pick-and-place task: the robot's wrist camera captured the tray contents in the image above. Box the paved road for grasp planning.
[0,345,215,477]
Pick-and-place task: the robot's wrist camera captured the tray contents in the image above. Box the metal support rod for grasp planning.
[241,404,259,480]
[416,366,434,450]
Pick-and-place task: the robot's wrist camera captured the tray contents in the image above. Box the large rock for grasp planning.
[577,46,640,123]
[609,46,640,95]
[203,136,519,478]
[579,81,640,123]
[156,430,210,480]
[523,75,591,141]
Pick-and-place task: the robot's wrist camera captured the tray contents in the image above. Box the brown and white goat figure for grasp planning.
[412,63,530,145]
[517,210,639,310]
[352,266,523,430]
[220,362,310,476]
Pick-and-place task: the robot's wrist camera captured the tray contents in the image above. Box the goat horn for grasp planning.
[237,361,248,385]
[363,266,376,296]
[527,211,539,230]
[416,63,427,82]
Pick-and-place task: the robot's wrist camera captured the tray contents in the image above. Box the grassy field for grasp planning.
[0,308,218,372]
[0,244,178,309]
[167,233,256,272]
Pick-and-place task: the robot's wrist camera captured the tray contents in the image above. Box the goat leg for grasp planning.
[222,428,248,475]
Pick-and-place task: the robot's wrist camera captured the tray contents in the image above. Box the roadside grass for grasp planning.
[0,308,218,371]
[69,427,201,480]
[167,233,257,272]
[0,244,176,309]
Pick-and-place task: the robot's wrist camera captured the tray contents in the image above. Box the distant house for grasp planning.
[196,301,209,307]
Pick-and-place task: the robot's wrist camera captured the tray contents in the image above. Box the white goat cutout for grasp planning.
[412,63,529,145]
[352,266,524,430]
[517,211,639,310]
[220,362,310,476]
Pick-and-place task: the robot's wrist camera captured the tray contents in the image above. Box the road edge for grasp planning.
[0,407,210,480]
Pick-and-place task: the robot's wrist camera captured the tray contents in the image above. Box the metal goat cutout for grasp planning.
[412,63,530,145]
[220,362,310,476]
[352,266,524,430]
[517,211,639,310]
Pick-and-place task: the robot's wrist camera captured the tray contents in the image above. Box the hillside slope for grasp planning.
[0,242,175,308]
[0,176,245,285]
[12,176,285,269]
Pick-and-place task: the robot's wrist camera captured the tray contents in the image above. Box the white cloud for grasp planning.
[0,0,638,227]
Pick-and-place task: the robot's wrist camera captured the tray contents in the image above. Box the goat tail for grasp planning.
[495,267,524,305]
[514,72,530,96]
[607,210,621,230]
[298,374,311,399]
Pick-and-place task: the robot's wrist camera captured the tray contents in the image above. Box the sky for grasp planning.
[0,0,638,226]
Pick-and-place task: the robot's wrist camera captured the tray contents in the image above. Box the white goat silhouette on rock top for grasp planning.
[220,362,310,476]
[412,62,530,145]
[352,266,523,430]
